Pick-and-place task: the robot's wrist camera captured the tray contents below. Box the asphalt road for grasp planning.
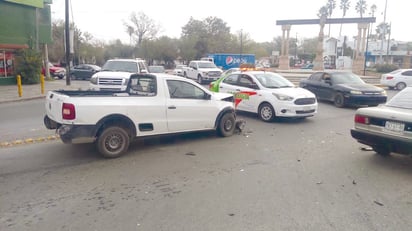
[1,91,411,231]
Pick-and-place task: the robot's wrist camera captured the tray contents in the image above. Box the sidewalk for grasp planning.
[0,79,90,104]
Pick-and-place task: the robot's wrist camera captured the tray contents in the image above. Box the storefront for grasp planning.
[0,44,28,85]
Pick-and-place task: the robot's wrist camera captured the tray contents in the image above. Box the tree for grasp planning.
[314,6,329,70]
[355,0,367,18]
[339,0,351,37]
[124,12,160,49]
[326,0,336,37]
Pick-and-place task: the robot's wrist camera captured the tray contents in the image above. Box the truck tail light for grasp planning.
[354,114,369,124]
[62,103,76,120]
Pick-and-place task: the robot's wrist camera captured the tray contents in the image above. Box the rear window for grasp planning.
[386,87,412,109]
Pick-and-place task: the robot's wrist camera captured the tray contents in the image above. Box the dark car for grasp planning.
[351,86,412,156]
[299,71,387,107]
[69,64,101,80]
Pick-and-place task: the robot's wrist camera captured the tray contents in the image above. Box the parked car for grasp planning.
[209,70,318,122]
[301,63,314,69]
[380,69,412,90]
[173,64,187,76]
[148,65,165,73]
[44,62,66,79]
[299,71,387,108]
[351,86,412,156]
[69,64,101,80]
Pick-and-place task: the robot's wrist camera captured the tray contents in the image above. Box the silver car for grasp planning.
[351,86,412,156]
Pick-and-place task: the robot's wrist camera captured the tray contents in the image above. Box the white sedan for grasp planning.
[209,70,318,122]
[351,86,412,156]
[380,69,412,90]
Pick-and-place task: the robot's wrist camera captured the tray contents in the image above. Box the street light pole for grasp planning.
[240,29,243,65]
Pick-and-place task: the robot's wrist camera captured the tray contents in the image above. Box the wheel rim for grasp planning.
[104,133,124,152]
[260,106,273,121]
[224,118,233,131]
[397,82,406,90]
[335,95,343,106]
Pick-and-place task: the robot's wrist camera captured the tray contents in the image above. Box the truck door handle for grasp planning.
[168,106,176,109]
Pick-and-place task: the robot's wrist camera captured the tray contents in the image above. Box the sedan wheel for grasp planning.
[258,103,275,122]
[396,82,406,90]
[334,93,345,108]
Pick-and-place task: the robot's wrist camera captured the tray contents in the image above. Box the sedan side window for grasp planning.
[167,80,206,99]
[238,75,254,87]
[402,71,412,76]
[223,74,239,85]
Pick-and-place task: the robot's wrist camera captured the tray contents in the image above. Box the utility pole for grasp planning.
[240,29,243,65]
[379,0,388,64]
[65,0,71,85]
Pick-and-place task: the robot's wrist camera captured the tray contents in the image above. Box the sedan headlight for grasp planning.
[272,92,294,101]
[350,90,363,95]
[90,76,98,84]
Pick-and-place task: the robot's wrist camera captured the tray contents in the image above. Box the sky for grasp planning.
[50,0,410,44]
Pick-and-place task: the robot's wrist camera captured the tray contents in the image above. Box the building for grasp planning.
[0,0,52,85]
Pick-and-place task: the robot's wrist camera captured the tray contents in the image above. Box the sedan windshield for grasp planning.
[332,72,365,84]
[386,87,412,109]
[255,73,295,88]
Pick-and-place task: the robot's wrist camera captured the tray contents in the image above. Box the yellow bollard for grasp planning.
[17,75,22,97]
[40,74,45,94]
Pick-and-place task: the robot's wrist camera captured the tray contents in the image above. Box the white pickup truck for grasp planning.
[183,60,223,84]
[44,73,241,158]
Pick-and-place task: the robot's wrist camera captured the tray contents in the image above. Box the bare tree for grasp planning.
[124,12,160,48]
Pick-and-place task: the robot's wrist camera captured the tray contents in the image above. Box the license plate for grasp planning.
[384,121,405,133]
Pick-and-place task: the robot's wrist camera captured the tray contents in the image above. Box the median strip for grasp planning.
[0,135,60,148]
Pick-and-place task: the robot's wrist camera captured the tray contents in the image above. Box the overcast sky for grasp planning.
[50,0,409,44]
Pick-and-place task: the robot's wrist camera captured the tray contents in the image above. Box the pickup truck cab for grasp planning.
[44,73,239,158]
[89,58,149,91]
[183,60,222,84]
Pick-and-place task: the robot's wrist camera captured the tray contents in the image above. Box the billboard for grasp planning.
[4,0,43,8]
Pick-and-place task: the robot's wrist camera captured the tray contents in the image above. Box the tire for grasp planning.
[96,126,130,158]
[396,82,406,90]
[372,146,390,156]
[258,103,275,122]
[334,92,345,108]
[197,75,203,84]
[183,72,187,77]
[218,113,236,137]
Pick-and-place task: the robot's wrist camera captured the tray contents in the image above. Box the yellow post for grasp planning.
[17,75,22,97]
[40,74,45,94]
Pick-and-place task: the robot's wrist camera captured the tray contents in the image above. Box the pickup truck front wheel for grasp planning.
[97,126,130,158]
[218,113,235,137]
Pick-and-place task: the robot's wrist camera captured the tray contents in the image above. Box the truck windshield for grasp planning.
[102,61,138,73]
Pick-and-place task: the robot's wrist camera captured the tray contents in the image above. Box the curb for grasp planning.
[0,135,60,148]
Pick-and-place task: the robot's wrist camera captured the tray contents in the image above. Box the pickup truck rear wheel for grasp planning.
[218,113,235,137]
[97,126,130,158]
